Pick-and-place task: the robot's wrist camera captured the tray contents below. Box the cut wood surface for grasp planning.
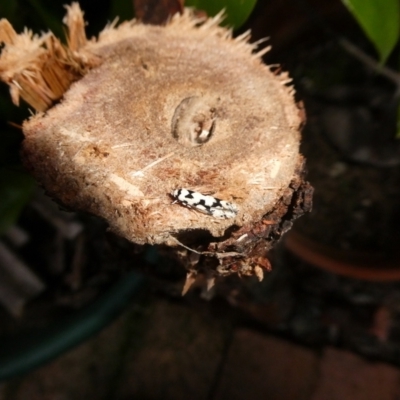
[0,4,312,280]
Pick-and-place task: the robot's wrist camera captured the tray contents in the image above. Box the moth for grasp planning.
[172,188,238,219]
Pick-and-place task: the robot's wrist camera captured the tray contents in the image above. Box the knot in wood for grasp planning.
[172,96,218,147]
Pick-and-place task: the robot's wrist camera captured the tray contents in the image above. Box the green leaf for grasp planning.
[342,0,400,63]
[185,0,257,29]
[0,168,35,235]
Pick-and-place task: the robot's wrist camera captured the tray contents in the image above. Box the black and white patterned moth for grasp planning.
[172,188,238,219]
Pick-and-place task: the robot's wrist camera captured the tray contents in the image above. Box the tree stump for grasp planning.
[0,4,312,287]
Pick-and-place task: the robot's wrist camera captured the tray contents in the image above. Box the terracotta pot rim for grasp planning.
[284,230,400,281]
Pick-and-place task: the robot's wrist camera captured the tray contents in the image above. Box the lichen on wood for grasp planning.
[0,3,312,284]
